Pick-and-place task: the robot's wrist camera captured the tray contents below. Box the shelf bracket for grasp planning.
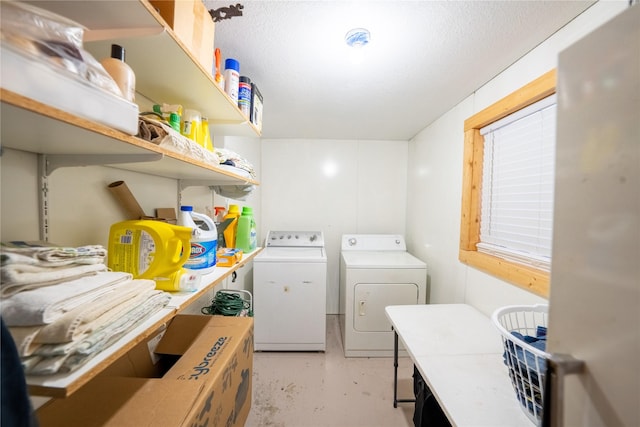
[37,155,50,242]
[43,153,163,176]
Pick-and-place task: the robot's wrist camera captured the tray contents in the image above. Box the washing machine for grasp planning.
[339,234,427,357]
[253,231,327,351]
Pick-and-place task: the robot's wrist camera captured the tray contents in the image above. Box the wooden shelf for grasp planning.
[1,89,258,184]
[2,0,263,404]
[22,0,260,137]
[26,248,262,398]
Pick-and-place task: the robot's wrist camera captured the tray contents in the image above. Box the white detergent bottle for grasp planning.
[178,206,218,275]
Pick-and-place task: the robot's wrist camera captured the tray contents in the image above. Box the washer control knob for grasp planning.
[348,238,357,246]
[396,239,401,245]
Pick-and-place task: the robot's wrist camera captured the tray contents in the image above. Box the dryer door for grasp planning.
[353,283,419,332]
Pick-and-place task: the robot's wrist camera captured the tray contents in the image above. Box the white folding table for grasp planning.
[385,304,532,426]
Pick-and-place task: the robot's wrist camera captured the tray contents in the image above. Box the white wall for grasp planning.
[405,0,627,317]
[0,0,627,319]
[260,139,408,313]
[0,138,261,251]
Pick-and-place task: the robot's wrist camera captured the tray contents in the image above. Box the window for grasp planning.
[459,70,556,297]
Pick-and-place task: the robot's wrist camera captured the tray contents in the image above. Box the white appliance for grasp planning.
[544,6,639,427]
[339,234,427,357]
[253,231,327,351]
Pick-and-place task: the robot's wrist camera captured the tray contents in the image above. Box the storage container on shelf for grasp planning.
[107,219,200,291]
[178,206,218,275]
[222,204,241,248]
[235,206,257,253]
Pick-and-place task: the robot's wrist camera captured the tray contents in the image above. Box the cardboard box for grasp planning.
[37,315,253,427]
[150,0,215,72]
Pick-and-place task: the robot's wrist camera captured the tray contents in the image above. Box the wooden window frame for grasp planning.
[459,69,556,298]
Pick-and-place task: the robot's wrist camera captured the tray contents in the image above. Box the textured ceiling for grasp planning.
[205,1,594,140]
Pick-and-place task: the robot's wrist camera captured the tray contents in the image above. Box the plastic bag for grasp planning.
[0,1,122,98]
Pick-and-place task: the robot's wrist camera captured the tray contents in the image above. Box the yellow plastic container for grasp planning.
[107,220,199,291]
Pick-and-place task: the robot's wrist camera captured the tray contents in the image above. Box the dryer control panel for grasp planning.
[266,231,324,247]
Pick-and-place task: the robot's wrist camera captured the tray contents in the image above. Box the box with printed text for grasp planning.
[37,315,253,427]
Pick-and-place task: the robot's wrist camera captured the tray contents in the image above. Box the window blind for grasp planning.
[478,94,556,271]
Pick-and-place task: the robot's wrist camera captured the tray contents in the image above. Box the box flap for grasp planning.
[164,316,253,381]
[155,314,214,355]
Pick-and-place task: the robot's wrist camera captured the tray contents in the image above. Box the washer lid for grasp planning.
[341,251,426,269]
[255,246,327,262]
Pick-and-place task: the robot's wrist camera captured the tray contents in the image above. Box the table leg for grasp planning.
[393,327,415,408]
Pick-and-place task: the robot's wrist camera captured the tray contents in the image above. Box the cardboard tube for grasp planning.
[107,181,146,219]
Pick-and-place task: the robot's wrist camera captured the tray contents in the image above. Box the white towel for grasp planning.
[34,279,157,344]
[0,244,106,266]
[0,271,132,326]
[0,263,108,297]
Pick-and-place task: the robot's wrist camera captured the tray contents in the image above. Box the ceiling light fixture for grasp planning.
[345,28,370,48]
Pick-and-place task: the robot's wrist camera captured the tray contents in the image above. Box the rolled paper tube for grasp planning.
[107,180,146,219]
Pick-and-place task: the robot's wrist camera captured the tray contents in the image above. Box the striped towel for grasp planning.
[25,290,172,375]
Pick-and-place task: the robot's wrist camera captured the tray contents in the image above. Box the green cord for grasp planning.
[201,292,253,317]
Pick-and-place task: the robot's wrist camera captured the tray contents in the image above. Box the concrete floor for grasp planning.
[245,315,416,427]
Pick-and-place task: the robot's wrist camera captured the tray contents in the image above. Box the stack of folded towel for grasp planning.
[0,243,172,375]
[1,244,108,297]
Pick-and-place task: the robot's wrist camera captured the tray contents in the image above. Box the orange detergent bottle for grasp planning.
[222,204,240,248]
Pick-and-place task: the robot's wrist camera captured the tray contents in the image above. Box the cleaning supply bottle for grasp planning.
[236,206,257,253]
[224,58,240,103]
[214,48,225,91]
[178,206,218,275]
[238,76,252,117]
[107,219,199,291]
[100,44,136,102]
[222,204,241,248]
[181,109,202,144]
[201,117,214,151]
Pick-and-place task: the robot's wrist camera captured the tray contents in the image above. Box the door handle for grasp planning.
[359,300,366,316]
[541,353,585,427]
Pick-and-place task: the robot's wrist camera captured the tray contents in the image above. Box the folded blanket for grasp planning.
[26,290,171,375]
[138,115,220,166]
[6,325,42,357]
[215,148,256,179]
[0,263,108,297]
[33,279,157,344]
[0,244,106,266]
[0,271,132,326]
[24,283,159,357]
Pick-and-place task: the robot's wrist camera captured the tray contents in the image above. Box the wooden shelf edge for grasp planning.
[0,89,260,185]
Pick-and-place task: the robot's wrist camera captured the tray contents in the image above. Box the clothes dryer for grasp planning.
[339,234,427,357]
[253,231,327,351]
